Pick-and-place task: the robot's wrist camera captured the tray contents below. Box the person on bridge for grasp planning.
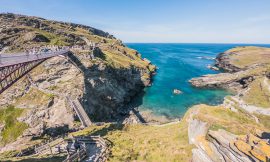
[66,145,70,157]
[25,49,30,60]
[57,145,61,154]
[74,138,81,151]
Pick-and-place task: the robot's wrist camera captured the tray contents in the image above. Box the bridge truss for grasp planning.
[0,60,44,94]
[0,50,69,94]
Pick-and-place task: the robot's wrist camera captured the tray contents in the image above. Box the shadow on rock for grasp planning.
[68,51,148,123]
[91,123,125,137]
[43,125,69,137]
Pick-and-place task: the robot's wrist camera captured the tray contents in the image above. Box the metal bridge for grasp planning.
[0,50,70,94]
[0,49,93,127]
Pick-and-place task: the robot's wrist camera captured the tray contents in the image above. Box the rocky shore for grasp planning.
[188,46,270,162]
[1,13,270,162]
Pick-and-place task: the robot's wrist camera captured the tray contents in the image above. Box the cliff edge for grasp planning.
[0,13,155,152]
[189,46,270,162]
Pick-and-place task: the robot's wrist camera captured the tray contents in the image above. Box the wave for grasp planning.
[184,48,216,54]
[196,56,215,60]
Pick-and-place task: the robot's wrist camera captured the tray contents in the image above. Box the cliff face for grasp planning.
[190,46,270,91]
[0,13,155,149]
[216,46,270,72]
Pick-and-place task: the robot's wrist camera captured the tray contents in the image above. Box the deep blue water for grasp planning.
[126,43,270,118]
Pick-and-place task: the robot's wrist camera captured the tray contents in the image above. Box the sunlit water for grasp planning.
[126,43,270,118]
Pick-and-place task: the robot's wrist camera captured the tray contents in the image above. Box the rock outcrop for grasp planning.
[0,13,155,151]
[190,46,270,91]
[188,46,270,162]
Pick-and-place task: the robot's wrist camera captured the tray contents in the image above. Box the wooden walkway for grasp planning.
[64,136,109,162]
[66,97,92,128]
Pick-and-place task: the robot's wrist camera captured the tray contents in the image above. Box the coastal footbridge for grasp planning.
[0,49,93,127]
[0,50,70,94]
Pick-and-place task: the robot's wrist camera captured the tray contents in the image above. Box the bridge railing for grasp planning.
[63,148,87,162]
[76,135,109,162]
[0,50,69,68]
[65,96,92,127]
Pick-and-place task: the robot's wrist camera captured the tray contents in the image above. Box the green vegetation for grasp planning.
[46,93,55,100]
[30,28,70,46]
[193,104,266,135]
[0,153,65,162]
[209,124,226,131]
[254,113,270,130]
[15,88,52,106]
[47,85,58,91]
[243,77,270,108]
[225,46,270,69]
[0,105,28,145]
[71,122,193,162]
[104,50,146,69]
[0,150,20,160]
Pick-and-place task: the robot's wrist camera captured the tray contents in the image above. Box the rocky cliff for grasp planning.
[188,46,270,162]
[0,13,155,151]
[1,13,270,161]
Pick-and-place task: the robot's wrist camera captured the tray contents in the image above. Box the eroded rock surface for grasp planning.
[0,13,155,151]
[189,46,270,162]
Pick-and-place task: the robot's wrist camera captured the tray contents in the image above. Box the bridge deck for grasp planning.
[0,50,69,68]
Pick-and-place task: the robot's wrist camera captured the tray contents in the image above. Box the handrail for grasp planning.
[0,50,69,68]
[65,97,92,127]
[63,136,109,162]
[63,148,87,162]
[16,135,66,157]
[34,138,64,154]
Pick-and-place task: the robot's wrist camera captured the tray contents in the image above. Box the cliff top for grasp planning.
[0,13,156,154]
[217,46,270,71]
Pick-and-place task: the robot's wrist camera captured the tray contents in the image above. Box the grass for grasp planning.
[193,104,266,135]
[1,153,65,162]
[225,46,270,69]
[33,30,69,46]
[71,121,193,162]
[0,150,20,160]
[15,88,52,106]
[209,124,226,131]
[0,105,28,145]
[47,85,58,91]
[242,77,270,108]
[103,50,142,69]
[254,113,270,130]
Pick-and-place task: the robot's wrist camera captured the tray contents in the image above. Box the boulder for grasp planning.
[24,32,50,42]
[188,118,208,145]
[207,64,220,71]
[173,89,182,95]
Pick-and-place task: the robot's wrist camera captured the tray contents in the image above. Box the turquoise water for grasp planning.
[126,43,270,118]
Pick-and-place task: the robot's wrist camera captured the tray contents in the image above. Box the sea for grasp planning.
[126,43,270,118]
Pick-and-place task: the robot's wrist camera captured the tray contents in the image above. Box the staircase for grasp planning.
[27,75,92,128]
[34,138,65,155]
[66,97,92,127]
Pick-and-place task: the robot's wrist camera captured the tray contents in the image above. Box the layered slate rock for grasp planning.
[189,46,270,162]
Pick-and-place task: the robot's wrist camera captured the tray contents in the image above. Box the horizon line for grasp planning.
[124,42,270,45]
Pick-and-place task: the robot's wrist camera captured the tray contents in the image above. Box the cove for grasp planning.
[126,43,270,118]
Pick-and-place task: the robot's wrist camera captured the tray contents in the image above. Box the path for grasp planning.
[0,50,69,68]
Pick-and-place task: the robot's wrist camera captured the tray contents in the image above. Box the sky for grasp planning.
[0,0,270,44]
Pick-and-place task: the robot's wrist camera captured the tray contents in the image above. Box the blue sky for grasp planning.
[1,0,270,43]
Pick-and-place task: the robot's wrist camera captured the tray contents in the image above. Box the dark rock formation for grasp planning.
[0,13,156,150]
